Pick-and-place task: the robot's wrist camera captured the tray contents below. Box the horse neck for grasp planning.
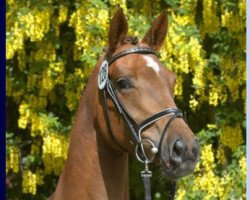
[53,64,129,200]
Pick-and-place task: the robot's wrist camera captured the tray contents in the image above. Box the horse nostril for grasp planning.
[173,140,186,157]
[170,139,187,166]
[170,138,199,166]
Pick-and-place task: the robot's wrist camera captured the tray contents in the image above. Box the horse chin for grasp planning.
[160,159,197,181]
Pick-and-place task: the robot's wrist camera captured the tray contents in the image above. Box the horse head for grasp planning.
[97,8,200,181]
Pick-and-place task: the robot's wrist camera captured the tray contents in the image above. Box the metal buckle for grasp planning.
[141,170,152,177]
[141,160,152,177]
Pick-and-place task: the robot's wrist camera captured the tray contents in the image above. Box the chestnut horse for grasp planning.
[49,8,199,200]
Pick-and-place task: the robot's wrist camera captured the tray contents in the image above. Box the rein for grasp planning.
[98,47,184,200]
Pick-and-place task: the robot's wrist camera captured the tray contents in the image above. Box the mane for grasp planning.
[104,36,139,59]
[122,36,139,45]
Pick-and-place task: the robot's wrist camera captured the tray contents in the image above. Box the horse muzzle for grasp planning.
[160,137,200,180]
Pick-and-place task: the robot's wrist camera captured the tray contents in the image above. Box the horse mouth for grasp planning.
[138,141,199,180]
[160,158,198,180]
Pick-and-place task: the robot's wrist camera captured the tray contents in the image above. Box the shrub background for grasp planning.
[6,0,246,199]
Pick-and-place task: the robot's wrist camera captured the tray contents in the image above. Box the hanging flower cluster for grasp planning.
[220,124,244,151]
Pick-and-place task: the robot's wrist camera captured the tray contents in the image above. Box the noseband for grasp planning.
[98,47,184,200]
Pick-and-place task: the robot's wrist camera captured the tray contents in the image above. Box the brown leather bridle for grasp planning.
[98,47,184,200]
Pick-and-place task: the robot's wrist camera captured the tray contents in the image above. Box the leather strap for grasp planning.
[102,89,127,151]
[108,47,158,65]
[106,81,141,144]
[168,182,177,200]
[138,108,182,132]
[143,176,152,200]
[158,112,183,157]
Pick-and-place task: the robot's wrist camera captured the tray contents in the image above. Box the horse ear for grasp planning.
[142,12,168,50]
[107,8,128,58]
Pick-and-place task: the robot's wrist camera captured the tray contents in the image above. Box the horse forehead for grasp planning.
[142,55,160,73]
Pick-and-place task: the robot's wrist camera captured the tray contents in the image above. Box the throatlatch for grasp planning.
[98,47,184,200]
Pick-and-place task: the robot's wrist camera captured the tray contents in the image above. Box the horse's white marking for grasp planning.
[143,55,160,72]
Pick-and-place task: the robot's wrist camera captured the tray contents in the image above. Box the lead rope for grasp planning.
[167,181,176,200]
[141,164,176,200]
[141,161,152,200]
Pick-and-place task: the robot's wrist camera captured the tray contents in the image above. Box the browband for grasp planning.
[108,47,158,65]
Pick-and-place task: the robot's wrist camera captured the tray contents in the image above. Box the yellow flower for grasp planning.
[178,54,189,73]
[220,124,243,151]
[8,146,20,173]
[189,95,199,111]
[216,147,226,165]
[201,0,220,35]
[6,22,24,60]
[200,144,215,169]
[209,87,219,106]
[207,124,217,129]
[32,41,56,62]
[193,144,226,199]
[220,56,245,102]
[22,169,37,195]
[58,5,68,23]
[36,169,44,185]
[7,0,15,5]
[174,77,183,98]
[221,9,244,33]
[42,133,68,175]
[176,189,186,200]
[239,0,246,19]
[19,9,51,41]
[239,156,246,176]
[18,102,30,129]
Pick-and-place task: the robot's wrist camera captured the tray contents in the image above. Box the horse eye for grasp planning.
[117,78,131,89]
